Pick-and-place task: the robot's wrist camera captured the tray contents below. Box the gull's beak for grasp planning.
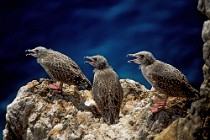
[25,49,36,57]
[84,56,93,64]
[127,53,137,63]
[127,54,136,57]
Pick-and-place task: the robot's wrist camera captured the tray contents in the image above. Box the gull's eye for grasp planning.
[35,49,39,53]
[139,55,144,58]
[93,58,97,61]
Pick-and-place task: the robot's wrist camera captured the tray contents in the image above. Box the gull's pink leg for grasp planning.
[48,82,63,95]
[151,95,168,113]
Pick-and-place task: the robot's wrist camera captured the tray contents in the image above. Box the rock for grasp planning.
[3,77,192,140]
[198,0,210,18]
[203,42,210,67]
[201,21,210,43]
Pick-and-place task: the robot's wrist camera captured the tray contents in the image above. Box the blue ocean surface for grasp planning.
[0,0,205,138]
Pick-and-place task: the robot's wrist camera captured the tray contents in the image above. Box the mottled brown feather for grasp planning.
[85,55,123,124]
[142,59,199,99]
[128,51,199,100]
[35,48,91,89]
[93,68,123,124]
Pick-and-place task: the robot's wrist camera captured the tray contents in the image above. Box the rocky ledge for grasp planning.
[3,78,191,140]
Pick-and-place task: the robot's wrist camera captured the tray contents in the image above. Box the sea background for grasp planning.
[0,0,205,138]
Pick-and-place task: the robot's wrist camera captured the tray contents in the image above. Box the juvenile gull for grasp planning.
[26,46,91,93]
[127,51,199,113]
[85,55,123,124]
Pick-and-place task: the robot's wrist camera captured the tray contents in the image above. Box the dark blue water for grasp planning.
[0,0,205,138]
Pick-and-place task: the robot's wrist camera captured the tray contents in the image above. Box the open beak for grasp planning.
[25,49,37,57]
[84,56,94,65]
[127,53,139,63]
